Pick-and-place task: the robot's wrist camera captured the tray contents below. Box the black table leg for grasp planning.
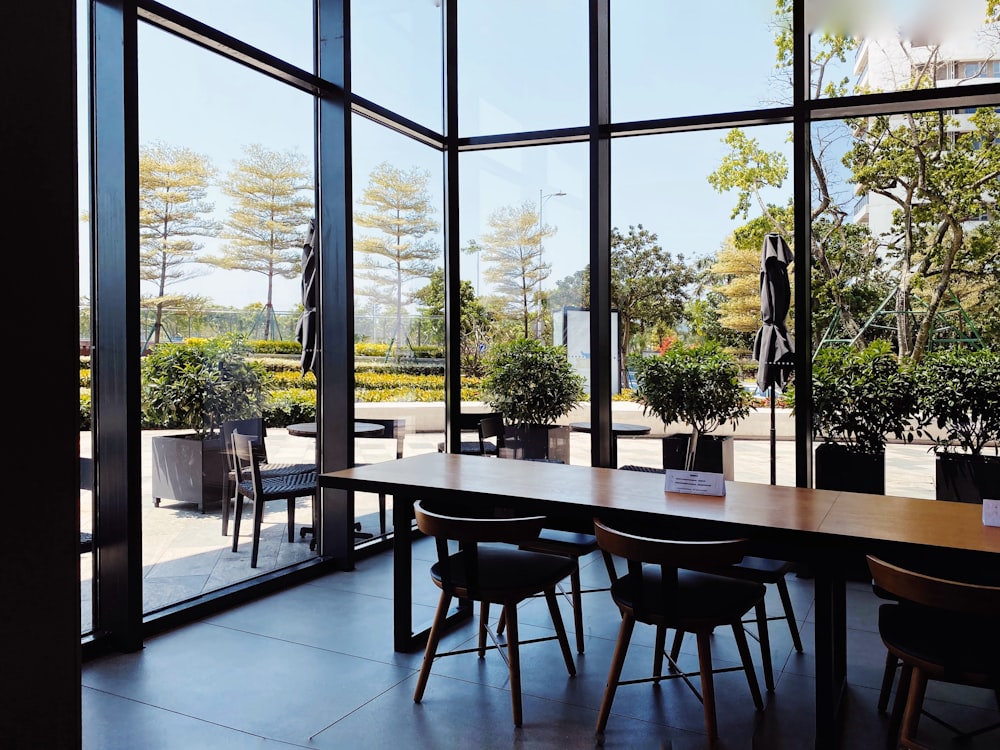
[813,567,847,749]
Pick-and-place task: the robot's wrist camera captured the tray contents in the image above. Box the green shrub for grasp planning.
[250,339,302,355]
[80,389,91,431]
[264,388,316,426]
[140,335,266,435]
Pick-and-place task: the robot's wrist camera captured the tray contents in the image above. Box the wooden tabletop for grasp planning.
[320,452,1000,555]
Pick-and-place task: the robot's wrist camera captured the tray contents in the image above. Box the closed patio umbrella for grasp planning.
[295,219,318,376]
[752,233,795,485]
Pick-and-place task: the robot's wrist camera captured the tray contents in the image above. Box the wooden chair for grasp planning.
[592,518,765,745]
[618,463,803,690]
[412,498,577,727]
[353,417,406,535]
[867,555,1000,750]
[436,411,504,456]
[221,418,315,538]
[230,431,317,568]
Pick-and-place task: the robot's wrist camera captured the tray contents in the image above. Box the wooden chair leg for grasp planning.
[251,498,265,568]
[414,591,452,704]
[231,496,244,552]
[754,599,775,691]
[504,602,523,727]
[887,662,912,749]
[898,667,928,750]
[732,620,764,711]
[542,589,576,676]
[776,577,804,652]
[595,614,635,734]
[877,651,899,714]
[696,630,719,746]
[653,625,667,683]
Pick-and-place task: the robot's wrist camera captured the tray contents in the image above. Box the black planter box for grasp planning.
[935,453,1000,503]
[661,434,734,479]
[814,442,885,495]
[151,433,227,512]
[501,425,570,463]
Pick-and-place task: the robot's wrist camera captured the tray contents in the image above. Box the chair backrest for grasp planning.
[231,430,264,495]
[478,415,506,451]
[866,555,1000,618]
[358,417,406,459]
[457,411,503,434]
[222,417,267,472]
[593,518,749,570]
[415,499,546,545]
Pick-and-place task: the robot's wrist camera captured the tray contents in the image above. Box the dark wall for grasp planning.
[1,5,82,747]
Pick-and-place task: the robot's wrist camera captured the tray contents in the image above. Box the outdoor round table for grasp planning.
[568,421,651,468]
[286,421,385,438]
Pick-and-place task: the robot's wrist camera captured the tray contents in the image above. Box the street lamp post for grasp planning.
[537,189,566,339]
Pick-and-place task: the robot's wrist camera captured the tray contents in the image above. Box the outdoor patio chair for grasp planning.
[592,518,765,744]
[353,417,406,535]
[867,555,1000,749]
[618,463,803,690]
[230,430,317,568]
[221,418,315,538]
[436,411,504,455]
[412,498,577,727]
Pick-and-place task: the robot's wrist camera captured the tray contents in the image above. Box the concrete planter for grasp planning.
[151,433,226,512]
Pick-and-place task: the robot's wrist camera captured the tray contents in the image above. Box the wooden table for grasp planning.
[320,452,1000,748]
[286,421,385,438]
[568,421,651,467]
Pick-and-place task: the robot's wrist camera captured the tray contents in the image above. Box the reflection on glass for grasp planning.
[612,0,787,121]
[812,96,999,496]
[460,144,588,462]
[613,126,796,482]
[156,0,313,70]
[459,0,588,135]
[351,0,443,131]
[137,23,317,610]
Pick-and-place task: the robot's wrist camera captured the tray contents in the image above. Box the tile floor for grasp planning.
[82,534,999,749]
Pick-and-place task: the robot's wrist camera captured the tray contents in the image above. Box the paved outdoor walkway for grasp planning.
[80,430,939,634]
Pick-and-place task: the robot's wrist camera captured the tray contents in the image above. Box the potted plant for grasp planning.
[914,348,1000,502]
[797,340,920,495]
[632,341,753,476]
[143,335,267,511]
[480,338,585,461]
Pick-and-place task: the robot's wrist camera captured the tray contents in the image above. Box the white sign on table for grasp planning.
[984,498,1000,528]
[664,470,727,497]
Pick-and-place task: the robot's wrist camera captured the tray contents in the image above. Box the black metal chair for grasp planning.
[220,418,315,538]
[230,431,317,568]
[436,412,504,456]
[353,417,406,535]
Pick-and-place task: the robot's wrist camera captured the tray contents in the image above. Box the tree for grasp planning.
[845,106,1000,360]
[414,267,495,375]
[480,200,553,339]
[203,144,313,339]
[139,142,220,346]
[354,162,440,350]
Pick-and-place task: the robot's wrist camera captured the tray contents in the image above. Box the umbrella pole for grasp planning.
[770,382,777,485]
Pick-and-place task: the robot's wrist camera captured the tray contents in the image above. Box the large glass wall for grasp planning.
[81,1,1000,649]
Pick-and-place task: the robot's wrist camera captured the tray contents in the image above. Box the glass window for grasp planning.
[137,21,317,610]
[613,1,787,119]
[459,144,588,463]
[458,0,588,136]
[351,0,444,132]
[156,0,313,70]
[613,126,795,482]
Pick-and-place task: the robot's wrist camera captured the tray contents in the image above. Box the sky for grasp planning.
[75,0,910,314]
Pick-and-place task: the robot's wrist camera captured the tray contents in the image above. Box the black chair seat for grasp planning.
[432,547,576,598]
[879,604,1000,676]
[236,471,317,498]
[729,556,794,582]
[612,568,765,625]
[436,440,499,456]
